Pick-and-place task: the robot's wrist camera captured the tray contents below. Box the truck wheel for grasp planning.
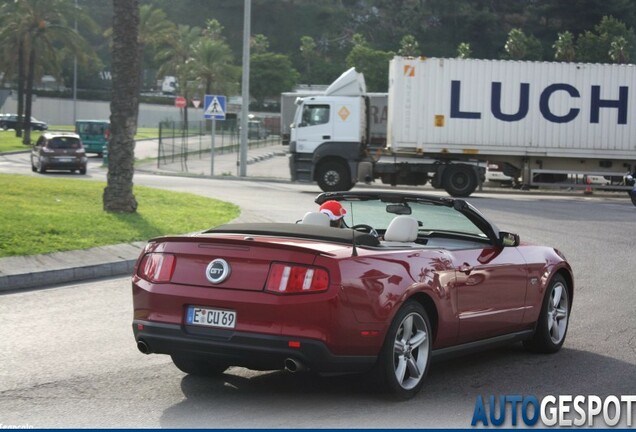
[316,160,352,192]
[443,165,477,197]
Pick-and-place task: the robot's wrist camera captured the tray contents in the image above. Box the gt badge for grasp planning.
[206,259,231,284]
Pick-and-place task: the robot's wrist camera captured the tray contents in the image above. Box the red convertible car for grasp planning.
[132,191,573,399]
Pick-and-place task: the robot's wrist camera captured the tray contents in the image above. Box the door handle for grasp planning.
[322,135,331,139]
[458,263,474,274]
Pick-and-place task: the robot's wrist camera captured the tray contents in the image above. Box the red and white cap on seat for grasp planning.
[319,200,347,221]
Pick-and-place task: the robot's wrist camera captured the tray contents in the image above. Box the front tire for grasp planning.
[375,301,431,400]
[316,160,352,192]
[524,274,570,353]
[171,355,229,377]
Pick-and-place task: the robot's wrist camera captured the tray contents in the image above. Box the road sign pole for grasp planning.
[210,118,216,176]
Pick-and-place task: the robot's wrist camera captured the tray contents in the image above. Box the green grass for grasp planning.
[0,126,159,153]
[0,174,240,257]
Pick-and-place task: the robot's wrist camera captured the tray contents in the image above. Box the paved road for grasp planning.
[1,190,635,427]
[0,147,635,428]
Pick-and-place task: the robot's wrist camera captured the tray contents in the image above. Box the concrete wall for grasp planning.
[1,94,192,128]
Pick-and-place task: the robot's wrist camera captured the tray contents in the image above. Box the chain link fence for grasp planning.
[157,119,281,173]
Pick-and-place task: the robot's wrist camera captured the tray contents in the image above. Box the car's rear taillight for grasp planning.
[138,253,176,283]
[265,263,329,294]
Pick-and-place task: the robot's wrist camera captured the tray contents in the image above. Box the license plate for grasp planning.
[57,157,74,162]
[186,306,236,329]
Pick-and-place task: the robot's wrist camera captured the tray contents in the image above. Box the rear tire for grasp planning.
[316,160,352,192]
[523,274,570,353]
[171,355,229,377]
[37,163,46,174]
[443,165,478,197]
[79,167,87,175]
[374,300,431,400]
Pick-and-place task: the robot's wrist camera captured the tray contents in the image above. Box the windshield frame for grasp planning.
[315,191,501,245]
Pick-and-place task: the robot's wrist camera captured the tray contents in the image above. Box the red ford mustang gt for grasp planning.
[132,191,573,399]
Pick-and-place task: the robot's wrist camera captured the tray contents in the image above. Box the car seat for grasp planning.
[383,215,419,245]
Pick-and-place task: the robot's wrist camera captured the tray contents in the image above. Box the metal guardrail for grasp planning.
[157,120,281,173]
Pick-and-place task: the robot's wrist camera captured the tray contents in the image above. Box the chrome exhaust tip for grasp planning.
[284,357,305,373]
[137,340,151,354]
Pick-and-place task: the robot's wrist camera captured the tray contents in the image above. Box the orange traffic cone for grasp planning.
[584,175,593,195]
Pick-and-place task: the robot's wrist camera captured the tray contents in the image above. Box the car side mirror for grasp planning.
[499,232,520,247]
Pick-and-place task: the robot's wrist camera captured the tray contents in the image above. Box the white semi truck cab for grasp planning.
[289,66,485,196]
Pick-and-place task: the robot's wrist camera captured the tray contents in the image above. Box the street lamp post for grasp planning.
[239,0,251,177]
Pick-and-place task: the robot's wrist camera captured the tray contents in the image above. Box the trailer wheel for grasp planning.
[316,160,352,192]
[443,165,478,197]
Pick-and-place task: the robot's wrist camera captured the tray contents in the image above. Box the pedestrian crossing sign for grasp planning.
[204,95,226,120]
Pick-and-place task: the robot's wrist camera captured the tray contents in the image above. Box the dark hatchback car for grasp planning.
[0,114,48,131]
[31,132,87,174]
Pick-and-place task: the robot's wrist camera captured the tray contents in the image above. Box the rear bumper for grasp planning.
[133,320,376,374]
[40,157,87,170]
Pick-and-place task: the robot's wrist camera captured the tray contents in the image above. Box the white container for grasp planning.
[388,57,636,159]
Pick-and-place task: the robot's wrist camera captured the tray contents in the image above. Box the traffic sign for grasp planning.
[204,95,226,120]
[192,98,201,108]
[175,96,186,108]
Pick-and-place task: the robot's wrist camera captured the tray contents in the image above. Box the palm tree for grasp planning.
[155,25,202,126]
[138,5,175,84]
[190,38,239,96]
[0,1,31,138]
[0,0,95,144]
[105,4,175,89]
[103,0,140,213]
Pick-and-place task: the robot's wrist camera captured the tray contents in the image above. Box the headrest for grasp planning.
[301,211,331,227]
[384,216,419,242]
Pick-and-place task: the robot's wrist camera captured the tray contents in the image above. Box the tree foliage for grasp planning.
[2,0,636,118]
[346,34,394,92]
[576,15,635,63]
[504,28,542,61]
[398,35,420,57]
[249,52,299,103]
[457,42,472,59]
[553,31,576,62]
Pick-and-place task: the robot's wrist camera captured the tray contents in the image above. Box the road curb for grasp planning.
[0,260,137,292]
[0,241,146,293]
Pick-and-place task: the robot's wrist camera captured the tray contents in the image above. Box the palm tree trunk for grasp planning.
[16,36,25,139]
[103,0,140,213]
[22,44,36,146]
